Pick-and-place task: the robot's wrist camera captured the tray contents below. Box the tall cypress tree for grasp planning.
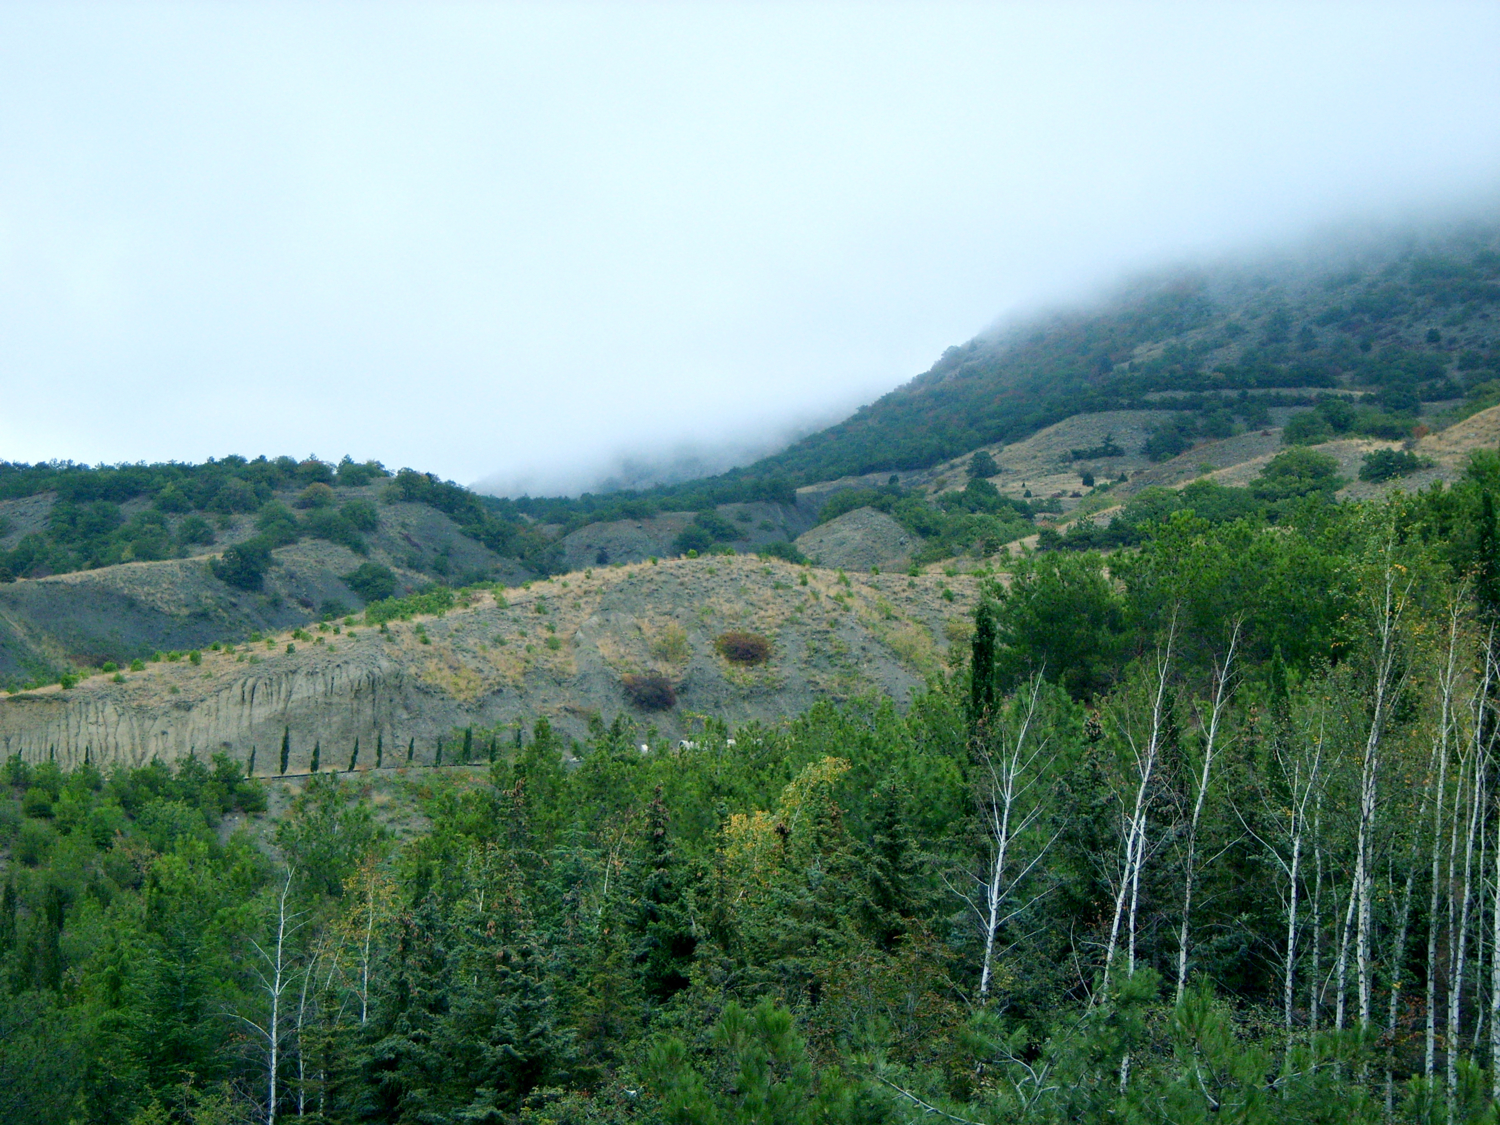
[310,740,321,773]
[969,600,998,728]
[462,726,473,764]
[280,727,291,775]
[375,733,384,769]
[33,883,65,991]
[407,737,415,764]
[348,737,360,772]
[247,746,256,777]
[0,882,16,956]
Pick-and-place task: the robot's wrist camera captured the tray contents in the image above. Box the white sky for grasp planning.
[1,2,1497,494]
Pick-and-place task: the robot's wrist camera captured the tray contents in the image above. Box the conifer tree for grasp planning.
[375,732,383,769]
[348,737,359,772]
[969,600,997,728]
[310,741,320,773]
[280,727,290,775]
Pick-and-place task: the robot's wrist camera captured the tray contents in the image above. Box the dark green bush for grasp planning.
[758,540,808,565]
[211,537,274,591]
[343,562,399,603]
[1359,448,1432,483]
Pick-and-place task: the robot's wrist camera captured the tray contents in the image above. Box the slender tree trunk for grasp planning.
[976,680,1049,1004]
[1102,626,1176,1002]
[1176,626,1239,1006]
[1336,873,1358,1033]
[250,872,298,1125]
[1311,797,1324,1037]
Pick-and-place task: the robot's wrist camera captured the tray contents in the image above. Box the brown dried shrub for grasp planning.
[715,631,772,665]
[622,671,676,711]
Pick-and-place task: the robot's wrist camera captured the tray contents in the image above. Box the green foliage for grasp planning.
[986,551,1125,697]
[968,449,999,478]
[1360,447,1433,482]
[210,538,273,591]
[1252,447,1342,506]
[362,584,455,624]
[758,539,809,564]
[342,560,399,603]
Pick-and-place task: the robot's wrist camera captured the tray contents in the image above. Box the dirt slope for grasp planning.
[0,556,979,770]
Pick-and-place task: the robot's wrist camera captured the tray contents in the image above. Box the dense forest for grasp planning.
[3,449,1500,1123]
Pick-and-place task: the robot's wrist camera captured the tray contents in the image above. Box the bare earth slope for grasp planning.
[0,556,977,770]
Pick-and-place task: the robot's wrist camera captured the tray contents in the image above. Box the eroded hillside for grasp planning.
[0,556,978,769]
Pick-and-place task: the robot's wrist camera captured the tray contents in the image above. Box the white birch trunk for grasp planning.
[1176,625,1239,1005]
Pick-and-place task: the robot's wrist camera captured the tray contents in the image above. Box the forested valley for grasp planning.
[4,449,1500,1124]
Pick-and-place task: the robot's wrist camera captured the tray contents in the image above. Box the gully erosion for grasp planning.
[0,656,444,774]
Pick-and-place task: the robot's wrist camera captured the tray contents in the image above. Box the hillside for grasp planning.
[743,225,1500,482]
[0,555,977,767]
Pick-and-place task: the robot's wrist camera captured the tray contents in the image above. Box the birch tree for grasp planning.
[957,674,1059,1005]
[1174,622,1239,1005]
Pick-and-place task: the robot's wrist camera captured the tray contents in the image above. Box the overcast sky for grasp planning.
[1,2,1497,495]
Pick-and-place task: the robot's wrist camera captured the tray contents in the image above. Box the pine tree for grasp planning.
[310,740,321,773]
[375,732,383,769]
[462,726,473,764]
[280,727,290,775]
[407,737,415,764]
[348,737,360,772]
[247,746,256,777]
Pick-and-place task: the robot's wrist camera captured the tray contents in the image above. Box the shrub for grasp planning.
[340,499,379,532]
[21,787,54,818]
[757,540,808,565]
[622,671,676,711]
[343,561,398,603]
[189,650,202,665]
[968,450,999,478]
[102,662,117,673]
[129,659,145,672]
[715,631,772,665]
[1359,448,1432,483]
[15,818,55,865]
[255,501,301,546]
[294,482,336,509]
[177,514,216,546]
[212,537,274,591]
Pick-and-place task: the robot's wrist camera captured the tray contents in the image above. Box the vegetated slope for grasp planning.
[0,555,977,767]
[0,480,534,688]
[0,456,557,586]
[747,225,1500,482]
